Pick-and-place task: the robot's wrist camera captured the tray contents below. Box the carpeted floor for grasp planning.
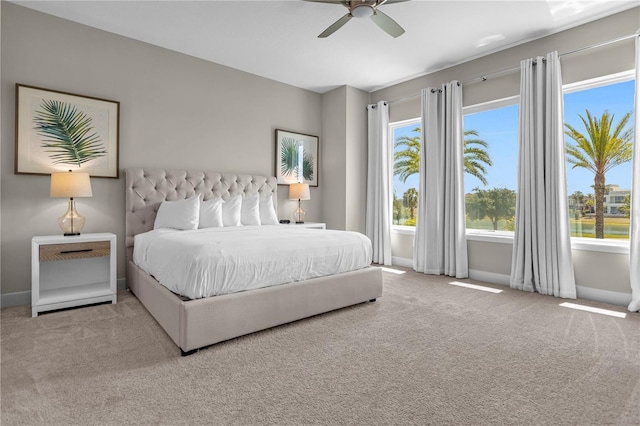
[1,268,639,425]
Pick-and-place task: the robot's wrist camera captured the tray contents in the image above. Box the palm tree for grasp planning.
[584,194,595,215]
[565,110,633,239]
[570,190,584,218]
[403,188,418,221]
[463,130,492,185]
[393,128,492,184]
[393,127,420,183]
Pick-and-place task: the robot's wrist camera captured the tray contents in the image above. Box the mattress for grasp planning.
[133,225,373,299]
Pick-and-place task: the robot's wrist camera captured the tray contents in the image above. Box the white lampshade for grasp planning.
[50,171,93,198]
[289,183,310,201]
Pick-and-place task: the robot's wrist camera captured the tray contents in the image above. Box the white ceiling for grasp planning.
[11,0,640,93]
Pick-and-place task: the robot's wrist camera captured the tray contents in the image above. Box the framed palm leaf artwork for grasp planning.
[15,84,120,178]
[275,129,318,187]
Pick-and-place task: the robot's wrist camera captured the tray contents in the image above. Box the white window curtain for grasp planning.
[628,36,640,312]
[510,52,576,299]
[414,82,468,278]
[366,101,392,265]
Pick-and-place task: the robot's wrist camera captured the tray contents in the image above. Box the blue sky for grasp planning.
[393,79,635,198]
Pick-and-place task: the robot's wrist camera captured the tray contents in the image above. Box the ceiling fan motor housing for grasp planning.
[351,4,375,18]
[316,0,405,38]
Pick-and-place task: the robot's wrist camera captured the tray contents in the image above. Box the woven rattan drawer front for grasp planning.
[39,241,111,262]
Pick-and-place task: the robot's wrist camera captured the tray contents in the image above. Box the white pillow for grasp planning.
[154,195,200,230]
[259,194,279,225]
[241,194,261,226]
[222,194,242,227]
[199,197,224,228]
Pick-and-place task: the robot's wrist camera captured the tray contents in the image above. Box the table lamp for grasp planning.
[50,170,93,236]
[289,183,310,223]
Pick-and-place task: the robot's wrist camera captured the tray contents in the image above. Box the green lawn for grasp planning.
[569,217,630,239]
[403,216,631,239]
[465,217,630,239]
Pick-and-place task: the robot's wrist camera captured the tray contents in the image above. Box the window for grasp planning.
[391,119,420,227]
[388,72,635,244]
[463,99,519,232]
[564,72,635,240]
[390,100,520,230]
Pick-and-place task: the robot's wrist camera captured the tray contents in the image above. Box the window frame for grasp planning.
[561,69,634,252]
[390,117,421,231]
[389,70,634,254]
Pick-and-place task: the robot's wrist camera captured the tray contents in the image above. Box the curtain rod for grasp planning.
[387,32,639,105]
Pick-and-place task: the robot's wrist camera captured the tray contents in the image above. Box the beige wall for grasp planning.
[345,86,369,234]
[1,3,330,296]
[321,85,370,232]
[372,8,638,121]
[321,87,347,230]
[379,7,639,302]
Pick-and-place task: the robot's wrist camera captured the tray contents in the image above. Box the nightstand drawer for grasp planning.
[39,241,111,262]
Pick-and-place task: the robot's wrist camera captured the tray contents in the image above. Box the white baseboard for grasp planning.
[468,269,511,286]
[0,291,31,308]
[468,270,631,307]
[1,278,128,308]
[432,267,632,308]
[576,286,632,307]
[3,275,631,310]
[392,256,412,268]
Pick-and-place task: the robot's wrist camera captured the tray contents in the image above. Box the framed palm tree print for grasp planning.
[15,84,120,178]
[275,129,318,187]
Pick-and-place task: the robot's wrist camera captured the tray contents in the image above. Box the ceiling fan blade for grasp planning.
[370,9,405,38]
[318,13,352,38]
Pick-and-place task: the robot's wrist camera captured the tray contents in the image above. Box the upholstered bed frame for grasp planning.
[125,168,383,355]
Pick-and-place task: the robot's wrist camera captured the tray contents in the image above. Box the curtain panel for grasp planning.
[414,82,468,278]
[628,36,640,312]
[510,52,576,299]
[366,101,392,265]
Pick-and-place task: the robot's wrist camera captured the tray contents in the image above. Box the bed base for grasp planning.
[127,261,383,354]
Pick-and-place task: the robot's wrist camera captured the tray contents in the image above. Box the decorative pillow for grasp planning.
[222,194,242,227]
[153,195,200,230]
[241,194,261,226]
[199,197,224,228]
[259,194,279,225]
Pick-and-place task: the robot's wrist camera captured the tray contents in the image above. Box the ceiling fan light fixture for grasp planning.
[351,4,374,18]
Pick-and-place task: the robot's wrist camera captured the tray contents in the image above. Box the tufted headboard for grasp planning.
[125,168,278,258]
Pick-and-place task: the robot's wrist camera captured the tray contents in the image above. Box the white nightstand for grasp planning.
[31,233,117,317]
[287,222,326,229]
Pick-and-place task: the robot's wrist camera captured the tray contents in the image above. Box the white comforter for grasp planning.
[133,225,373,299]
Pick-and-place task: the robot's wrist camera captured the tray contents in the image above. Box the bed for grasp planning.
[125,168,383,355]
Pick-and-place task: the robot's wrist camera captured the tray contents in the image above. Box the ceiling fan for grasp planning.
[305,0,409,38]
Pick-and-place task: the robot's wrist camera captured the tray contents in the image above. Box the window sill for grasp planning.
[570,237,629,254]
[466,230,514,244]
[391,226,630,254]
[391,225,416,235]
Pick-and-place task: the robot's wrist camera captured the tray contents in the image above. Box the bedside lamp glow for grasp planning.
[289,183,310,224]
[50,170,93,236]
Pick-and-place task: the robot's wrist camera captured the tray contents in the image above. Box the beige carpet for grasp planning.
[2,268,639,425]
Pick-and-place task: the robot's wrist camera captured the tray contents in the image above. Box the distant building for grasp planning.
[604,185,630,216]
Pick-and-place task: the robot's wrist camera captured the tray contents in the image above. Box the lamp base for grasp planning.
[58,199,86,236]
[292,207,306,224]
